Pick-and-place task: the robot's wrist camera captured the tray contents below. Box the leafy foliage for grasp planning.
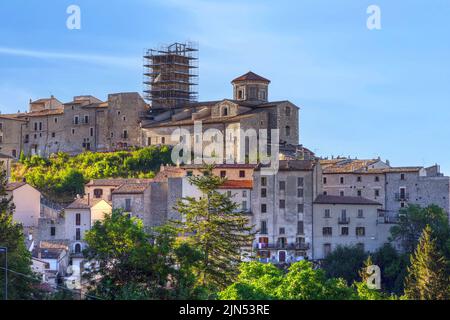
[0,169,40,300]
[322,245,368,285]
[83,210,205,300]
[219,261,392,300]
[390,205,450,257]
[12,146,172,203]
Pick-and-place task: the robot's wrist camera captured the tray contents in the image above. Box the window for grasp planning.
[297,188,304,198]
[297,221,304,234]
[123,130,128,139]
[223,107,228,116]
[358,209,364,218]
[75,213,81,226]
[239,170,245,178]
[285,126,291,137]
[375,189,380,197]
[340,190,345,197]
[260,221,268,234]
[147,137,152,145]
[90,127,94,137]
[74,116,79,125]
[51,132,56,138]
[50,227,56,237]
[34,123,38,131]
[323,227,332,236]
[261,204,267,213]
[279,199,285,209]
[323,243,332,257]
[72,129,75,135]
[123,116,126,121]
[356,227,366,236]
[297,177,304,187]
[161,137,165,144]
[261,177,267,186]
[400,202,406,208]
[375,176,380,182]
[249,87,257,99]
[110,132,114,138]
[279,227,285,235]
[227,191,232,197]
[74,243,81,254]
[323,177,327,184]
[261,188,267,198]
[340,177,344,184]
[220,170,226,178]
[297,204,304,213]
[357,176,362,182]
[125,199,132,212]
[54,118,58,123]
[186,171,193,177]
[400,174,405,180]
[242,190,247,197]
[39,122,42,131]
[94,189,103,198]
[76,228,81,241]
[323,191,328,195]
[12,150,17,158]
[357,190,362,197]
[279,181,286,191]
[341,227,349,236]
[84,115,89,124]
[285,106,291,117]
[324,209,331,218]
[242,201,247,211]
[238,90,243,99]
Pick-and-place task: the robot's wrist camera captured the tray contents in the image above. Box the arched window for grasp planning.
[74,243,81,254]
[223,107,228,116]
[285,126,291,137]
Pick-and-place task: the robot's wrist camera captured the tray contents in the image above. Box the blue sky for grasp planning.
[0,0,449,173]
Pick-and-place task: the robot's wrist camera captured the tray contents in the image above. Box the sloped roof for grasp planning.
[66,198,108,209]
[232,71,271,83]
[218,180,253,189]
[257,160,315,171]
[314,195,381,206]
[6,182,27,191]
[86,178,153,187]
[112,183,151,194]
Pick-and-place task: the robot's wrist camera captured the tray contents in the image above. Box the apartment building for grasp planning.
[312,195,390,260]
[251,160,322,263]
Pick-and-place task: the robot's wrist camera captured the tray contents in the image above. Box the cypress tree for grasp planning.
[174,166,255,291]
[404,225,450,300]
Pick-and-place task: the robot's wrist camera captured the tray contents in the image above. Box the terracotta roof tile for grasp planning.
[218,180,253,189]
[112,183,151,194]
[232,71,271,83]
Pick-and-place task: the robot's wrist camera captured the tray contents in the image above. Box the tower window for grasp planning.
[285,106,291,116]
[285,126,291,137]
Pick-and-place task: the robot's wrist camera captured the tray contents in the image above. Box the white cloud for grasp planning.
[0,47,140,69]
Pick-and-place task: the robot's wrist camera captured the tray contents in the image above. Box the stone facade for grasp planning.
[0,93,147,158]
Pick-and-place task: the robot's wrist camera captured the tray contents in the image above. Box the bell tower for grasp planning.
[231,71,270,103]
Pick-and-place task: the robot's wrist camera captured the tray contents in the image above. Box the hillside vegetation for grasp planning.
[12,146,173,203]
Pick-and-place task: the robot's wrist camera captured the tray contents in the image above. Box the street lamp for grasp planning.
[0,247,7,300]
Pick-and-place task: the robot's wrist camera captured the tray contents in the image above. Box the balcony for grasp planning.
[338,217,350,224]
[395,193,409,201]
[255,242,310,251]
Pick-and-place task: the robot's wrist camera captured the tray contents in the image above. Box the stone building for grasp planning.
[312,195,389,260]
[321,158,450,222]
[141,72,303,163]
[251,160,322,263]
[0,152,13,180]
[0,92,147,158]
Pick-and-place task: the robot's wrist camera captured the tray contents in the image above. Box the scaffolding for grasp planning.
[143,42,198,110]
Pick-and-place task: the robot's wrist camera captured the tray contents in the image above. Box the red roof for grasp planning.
[231,71,270,83]
[218,180,253,189]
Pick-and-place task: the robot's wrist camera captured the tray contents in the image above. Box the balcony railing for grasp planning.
[395,193,409,201]
[255,243,310,251]
[338,217,350,224]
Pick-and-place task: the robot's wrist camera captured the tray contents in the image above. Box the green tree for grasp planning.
[174,166,255,292]
[0,169,39,300]
[84,210,169,299]
[390,205,450,256]
[322,245,368,284]
[403,225,450,300]
[219,261,358,300]
[372,243,409,294]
